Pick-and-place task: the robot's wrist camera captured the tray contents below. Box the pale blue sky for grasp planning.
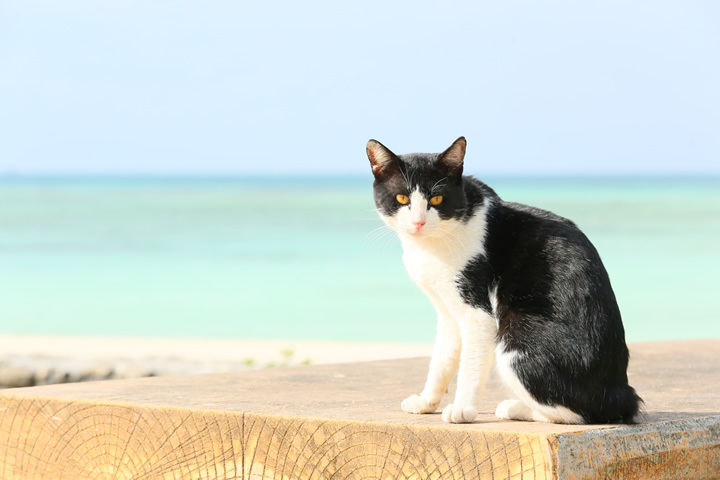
[1,1,718,176]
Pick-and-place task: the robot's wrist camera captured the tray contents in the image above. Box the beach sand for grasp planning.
[0,335,433,388]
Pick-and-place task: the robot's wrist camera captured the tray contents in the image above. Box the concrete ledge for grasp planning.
[1,340,718,479]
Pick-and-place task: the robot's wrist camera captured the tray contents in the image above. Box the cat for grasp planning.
[367,136,642,424]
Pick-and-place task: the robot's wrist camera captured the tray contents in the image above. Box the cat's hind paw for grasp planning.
[495,399,533,421]
[401,394,439,414]
[441,403,477,424]
[495,399,584,424]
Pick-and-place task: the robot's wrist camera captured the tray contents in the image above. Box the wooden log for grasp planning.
[1,340,718,479]
[0,398,555,479]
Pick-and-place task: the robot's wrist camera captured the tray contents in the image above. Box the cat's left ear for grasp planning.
[438,136,466,176]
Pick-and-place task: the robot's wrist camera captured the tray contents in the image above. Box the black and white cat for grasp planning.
[367,136,642,424]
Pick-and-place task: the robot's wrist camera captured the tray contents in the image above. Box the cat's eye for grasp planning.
[396,194,410,205]
[430,196,443,206]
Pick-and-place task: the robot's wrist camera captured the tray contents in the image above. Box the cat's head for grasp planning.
[367,137,467,238]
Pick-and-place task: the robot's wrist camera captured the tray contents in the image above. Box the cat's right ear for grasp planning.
[438,136,466,176]
[367,139,400,178]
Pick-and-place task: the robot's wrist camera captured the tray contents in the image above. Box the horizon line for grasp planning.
[2,171,720,180]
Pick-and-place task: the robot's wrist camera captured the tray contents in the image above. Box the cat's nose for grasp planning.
[413,220,426,231]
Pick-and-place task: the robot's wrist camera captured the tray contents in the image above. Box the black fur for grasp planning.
[459,178,641,423]
[369,138,642,424]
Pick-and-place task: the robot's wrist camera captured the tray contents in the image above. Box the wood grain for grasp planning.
[0,397,550,479]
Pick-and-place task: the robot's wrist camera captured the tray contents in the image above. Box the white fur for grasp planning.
[381,194,496,424]
[488,285,499,328]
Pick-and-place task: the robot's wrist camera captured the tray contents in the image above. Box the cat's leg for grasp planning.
[495,398,584,424]
[495,400,558,422]
[495,344,585,424]
[401,312,460,414]
[441,310,497,424]
[495,399,536,421]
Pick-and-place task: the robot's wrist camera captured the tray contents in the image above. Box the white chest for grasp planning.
[402,246,462,294]
[401,234,495,328]
[400,214,487,306]
[398,212,497,339]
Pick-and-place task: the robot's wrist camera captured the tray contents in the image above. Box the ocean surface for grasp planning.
[1,176,718,343]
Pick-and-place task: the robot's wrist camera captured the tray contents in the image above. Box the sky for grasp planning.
[1,1,718,176]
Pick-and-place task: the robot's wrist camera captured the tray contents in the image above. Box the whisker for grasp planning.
[431,176,448,194]
[376,230,399,257]
[364,225,398,256]
[431,226,465,252]
[398,165,412,191]
[365,226,392,244]
[443,229,466,250]
[380,233,399,256]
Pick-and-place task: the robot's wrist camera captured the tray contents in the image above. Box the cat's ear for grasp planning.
[367,139,400,178]
[438,136,466,176]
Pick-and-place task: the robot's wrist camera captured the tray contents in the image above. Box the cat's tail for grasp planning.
[588,384,644,424]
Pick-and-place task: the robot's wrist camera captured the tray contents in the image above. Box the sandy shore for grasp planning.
[0,335,433,388]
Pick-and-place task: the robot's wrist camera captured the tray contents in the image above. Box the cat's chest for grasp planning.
[402,243,470,293]
[399,213,488,296]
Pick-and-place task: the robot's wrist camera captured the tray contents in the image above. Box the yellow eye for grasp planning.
[396,194,410,205]
[430,195,443,206]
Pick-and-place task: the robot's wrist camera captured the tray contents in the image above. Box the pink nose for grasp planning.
[413,221,426,231]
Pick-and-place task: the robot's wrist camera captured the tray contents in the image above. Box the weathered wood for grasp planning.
[1,340,718,479]
[0,398,553,479]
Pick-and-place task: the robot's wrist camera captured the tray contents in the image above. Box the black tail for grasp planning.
[584,384,644,424]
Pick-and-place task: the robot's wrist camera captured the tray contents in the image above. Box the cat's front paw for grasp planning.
[441,403,478,423]
[401,394,439,414]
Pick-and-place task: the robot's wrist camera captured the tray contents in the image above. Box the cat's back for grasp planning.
[483,194,624,346]
[484,194,596,268]
[460,184,620,327]
[492,199,579,237]
[462,178,587,259]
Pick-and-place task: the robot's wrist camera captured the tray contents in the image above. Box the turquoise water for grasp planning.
[1,176,718,343]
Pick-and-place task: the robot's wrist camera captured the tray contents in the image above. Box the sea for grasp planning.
[0,175,718,343]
